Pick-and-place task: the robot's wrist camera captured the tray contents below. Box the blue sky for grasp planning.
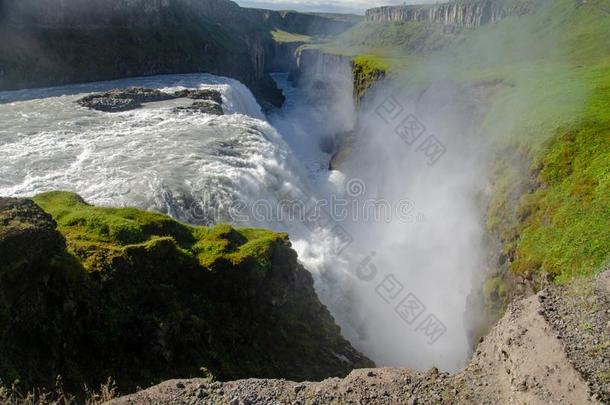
[235,0,430,15]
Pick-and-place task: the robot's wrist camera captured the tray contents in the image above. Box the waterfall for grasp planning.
[0,70,483,373]
[268,65,487,372]
[0,74,307,227]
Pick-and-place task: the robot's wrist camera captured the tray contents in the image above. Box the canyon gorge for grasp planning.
[0,0,609,403]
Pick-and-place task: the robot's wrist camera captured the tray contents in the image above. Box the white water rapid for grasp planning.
[0,72,482,373]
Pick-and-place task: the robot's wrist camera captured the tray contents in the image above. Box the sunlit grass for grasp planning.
[271,29,313,43]
[33,191,286,273]
[318,0,610,283]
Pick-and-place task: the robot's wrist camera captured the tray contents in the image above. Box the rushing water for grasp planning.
[0,74,311,225]
[0,72,481,373]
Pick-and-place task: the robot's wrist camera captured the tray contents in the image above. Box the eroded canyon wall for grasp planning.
[0,0,355,106]
[366,0,537,28]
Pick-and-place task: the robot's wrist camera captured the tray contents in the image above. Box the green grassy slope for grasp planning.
[0,192,372,395]
[32,191,283,274]
[326,0,610,284]
[271,29,313,43]
[326,20,456,54]
[468,0,610,283]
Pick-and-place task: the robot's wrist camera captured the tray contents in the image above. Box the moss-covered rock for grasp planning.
[352,55,388,103]
[0,192,373,395]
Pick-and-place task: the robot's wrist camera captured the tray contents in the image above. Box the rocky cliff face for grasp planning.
[291,48,353,86]
[366,0,536,28]
[0,0,280,104]
[352,61,386,104]
[253,9,357,36]
[290,48,388,106]
[0,192,372,394]
[110,270,610,404]
[1,0,355,33]
[2,0,173,28]
[269,41,302,74]
[0,0,355,107]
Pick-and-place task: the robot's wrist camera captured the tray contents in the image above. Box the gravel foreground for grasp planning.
[108,271,610,405]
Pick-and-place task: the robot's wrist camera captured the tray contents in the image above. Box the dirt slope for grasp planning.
[108,271,610,404]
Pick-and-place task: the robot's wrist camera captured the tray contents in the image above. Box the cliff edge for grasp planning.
[365,0,537,28]
[0,192,373,395]
[108,269,610,404]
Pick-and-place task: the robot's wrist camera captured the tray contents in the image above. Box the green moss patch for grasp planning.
[336,0,610,286]
[271,29,313,43]
[511,121,610,282]
[0,193,371,396]
[33,191,284,274]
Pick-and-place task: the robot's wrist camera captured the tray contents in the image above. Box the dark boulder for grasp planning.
[77,87,224,114]
[173,89,223,104]
[0,197,66,271]
[77,95,141,112]
[109,87,176,103]
[173,101,224,116]
[77,87,176,112]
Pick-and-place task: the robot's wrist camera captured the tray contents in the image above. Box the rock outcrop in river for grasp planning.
[77,87,224,114]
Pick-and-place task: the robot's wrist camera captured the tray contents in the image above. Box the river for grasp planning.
[0,72,483,372]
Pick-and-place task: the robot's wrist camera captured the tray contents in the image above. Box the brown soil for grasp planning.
[108,271,610,405]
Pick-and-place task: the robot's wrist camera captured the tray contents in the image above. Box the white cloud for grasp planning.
[236,0,435,15]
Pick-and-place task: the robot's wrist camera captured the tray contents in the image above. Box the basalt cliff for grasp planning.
[366,0,536,28]
[0,0,355,107]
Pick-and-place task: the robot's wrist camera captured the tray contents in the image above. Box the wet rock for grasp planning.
[173,101,224,116]
[108,87,176,103]
[77,87,225,114]
[174,89,222,104]
[0,197,66,269]
[77,87,175,112]
[77,95,141,112]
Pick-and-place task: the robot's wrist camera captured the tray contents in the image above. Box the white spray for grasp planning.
[0,68,488,372]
